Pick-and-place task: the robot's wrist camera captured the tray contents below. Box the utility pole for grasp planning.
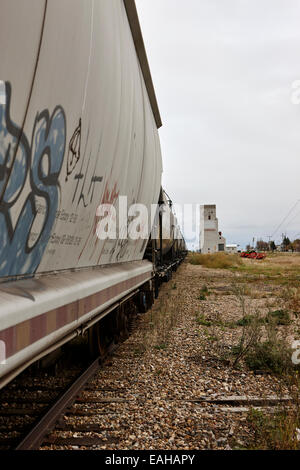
[281,233,286,252]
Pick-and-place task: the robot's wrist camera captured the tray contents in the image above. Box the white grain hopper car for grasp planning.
[0,0,186,389]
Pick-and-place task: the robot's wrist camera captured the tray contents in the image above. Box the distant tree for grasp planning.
[246,244,252,251]
[292,239,300,252]
[282,236,291,251]
[256,240,269,252]
[270,241,276,252]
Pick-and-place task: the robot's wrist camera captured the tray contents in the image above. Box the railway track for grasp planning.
[0,362,88,450]
[0,261,184,451]
[17,355,109,450]
[0,342,124,450]
[0,333,97,451]
[0,303,141,451]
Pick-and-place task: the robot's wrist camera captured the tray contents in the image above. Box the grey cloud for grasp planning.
[137,0,300,248]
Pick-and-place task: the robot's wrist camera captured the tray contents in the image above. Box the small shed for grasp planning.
[226,244,238,254]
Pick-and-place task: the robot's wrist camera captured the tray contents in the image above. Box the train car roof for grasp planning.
[124,0,162,129]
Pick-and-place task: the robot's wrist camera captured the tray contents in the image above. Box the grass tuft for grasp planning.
[247,408,300,450]
[189,252,243,269]
[195,313,212,326]
[243,340,294,375]
[266,309,291,326]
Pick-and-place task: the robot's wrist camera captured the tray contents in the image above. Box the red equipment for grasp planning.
[240,251,266,260]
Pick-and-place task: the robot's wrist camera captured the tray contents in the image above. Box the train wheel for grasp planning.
[155,276,160,299]
[163,270,172,282]
[88,321,106,359]
[146,287,154,309]
[117,305,130,341]
[138,291,148,313]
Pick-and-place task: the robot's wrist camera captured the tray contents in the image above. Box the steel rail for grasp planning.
[15,356,103,450]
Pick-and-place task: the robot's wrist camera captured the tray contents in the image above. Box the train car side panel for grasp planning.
[0,0,162,280]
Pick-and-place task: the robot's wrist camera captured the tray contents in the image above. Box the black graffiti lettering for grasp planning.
[72,171,103,207]
[66,119,81,182]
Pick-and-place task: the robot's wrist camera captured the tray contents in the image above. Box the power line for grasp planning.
[283,207,300,229]
[270,199,300,239]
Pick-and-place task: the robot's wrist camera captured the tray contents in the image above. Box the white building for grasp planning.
[226,244,238,254]
[200,205,226,254]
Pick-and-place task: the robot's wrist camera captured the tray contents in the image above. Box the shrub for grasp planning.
[244,340,293,375]
[247,408,300,450]
[266,309,291,326]
[283,287,300,317]
[236,315,257,326]
[235,310,290,327]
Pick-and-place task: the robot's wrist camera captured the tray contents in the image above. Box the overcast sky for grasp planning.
[136,0,300,249]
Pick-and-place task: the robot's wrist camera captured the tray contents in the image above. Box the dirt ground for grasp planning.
[44,254,300,450]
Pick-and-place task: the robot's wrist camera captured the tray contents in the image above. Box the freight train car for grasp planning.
[0,0,186,389]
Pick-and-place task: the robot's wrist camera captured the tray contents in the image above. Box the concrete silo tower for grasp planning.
[200,205,226,254]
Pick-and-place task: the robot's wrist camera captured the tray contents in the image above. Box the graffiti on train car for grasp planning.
[71,146,104,209]
[72,170,103,208]
[0,82,66,276]
[66,120,103,207]
[65,119,81,182]
[78,181,120,262]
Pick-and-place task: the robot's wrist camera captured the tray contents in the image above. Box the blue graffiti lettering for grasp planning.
[0,82,66,276]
